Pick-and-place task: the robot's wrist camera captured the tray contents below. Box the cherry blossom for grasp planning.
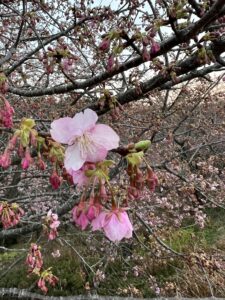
[45,210,60,240]
[50,109,119,171]
[68,162,96,187]
[72,204,89,230]
[92,209,133,242]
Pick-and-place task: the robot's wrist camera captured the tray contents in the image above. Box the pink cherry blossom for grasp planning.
[91,209,133,242]
[26,243,43,272]
[46,210,60,240]
[68,162,96,187]
[86,201,102,221]
[50,109,119,171]
[72,205,89,230]
[38,278,48,294]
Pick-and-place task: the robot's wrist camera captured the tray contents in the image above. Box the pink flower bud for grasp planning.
[50,170,62,189]
[8,134,18,150]
[142,46,150,61]
[99,38,111,51]
[0,150,11,169]
[21,149,32,170]
[37,157,46,170]
[107,55,115,72]
[38,278,48,294]
[146,167,158,192]
[0,100,14,128]
[151,40,160,55]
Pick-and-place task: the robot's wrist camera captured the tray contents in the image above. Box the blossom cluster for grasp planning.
[0,201,24,229]
[26,243,58,294]
[0,118,45,170]
[43,210,60,240]
[51,109,135,242]
[50,108,157,242]
[50,109,159,242]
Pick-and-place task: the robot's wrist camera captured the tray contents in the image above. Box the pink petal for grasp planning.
[72,109,98,132]
[65,144,86,171]
[78,213,89,230]
[50,117,77,144]
[91,211,107,231]
[68,168,89,187]
[85,143,108,163]
[90,124,119,150]
[120,212,133,238]
[103,211,133,242]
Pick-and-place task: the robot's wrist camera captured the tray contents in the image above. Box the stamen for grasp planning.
[78,133,96,159]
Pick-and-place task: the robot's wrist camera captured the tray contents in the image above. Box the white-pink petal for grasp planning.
[90,124,120,150]
[85,143,108,163]
[103,213,132,242]
[68,168,89,187]
[50,117,76,144]
[72,109,98,132]
[64,144,86,171]
[91,211,107,231]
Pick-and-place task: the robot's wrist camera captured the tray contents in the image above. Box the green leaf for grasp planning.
[135,140,151,151]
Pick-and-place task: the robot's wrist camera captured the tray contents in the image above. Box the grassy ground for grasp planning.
[1,207,225,297]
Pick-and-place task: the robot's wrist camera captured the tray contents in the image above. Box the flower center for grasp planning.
[77,133,95,159]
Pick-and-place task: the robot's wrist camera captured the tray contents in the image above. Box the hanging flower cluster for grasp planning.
[125,141,158,201]
[0,201,24,229]
[50,108,158,242]
[43,210,60,240]
[37,268,59,294]
[26,243,58,294]
[26,243,43,273]
[0,118,46,170]
[0,95,14,128]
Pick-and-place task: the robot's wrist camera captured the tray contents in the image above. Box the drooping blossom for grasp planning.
[68,162,96,187]
[38,268,59,294]
[50,109,119,171]
[72,199,102,230]
[86,196,102,221]
[49,170,62,189]
[37,156,46,170]
[72,203,89,230]
[146,167,158,192]
[0,149,11,169]
[26,243,43,273]
[0,99,14,128]
[21,148,33,170]
[91,209,133,242]
[45,210,60,240]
